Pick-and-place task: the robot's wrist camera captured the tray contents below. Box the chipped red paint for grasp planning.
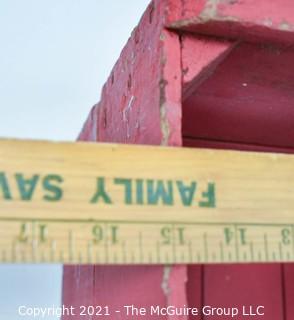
[62,266,95,319]
[166,0,294,45]
[63,1,294,319]
[77,2,182,147]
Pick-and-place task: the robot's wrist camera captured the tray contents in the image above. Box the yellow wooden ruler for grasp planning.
[0,139,294,264]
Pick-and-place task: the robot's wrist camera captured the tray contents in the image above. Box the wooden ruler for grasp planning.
[0,139,294,264]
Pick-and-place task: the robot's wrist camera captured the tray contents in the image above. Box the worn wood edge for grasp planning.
[181,34,237,100]
[166,0,294,45]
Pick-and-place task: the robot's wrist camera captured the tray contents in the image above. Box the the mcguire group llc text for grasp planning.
[18,304,265,318]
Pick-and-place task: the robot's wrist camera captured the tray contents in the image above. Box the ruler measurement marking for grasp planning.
[181,252,185,263]
[122,241,127,263]
[139,232,143,263]
[203,233,208,262]
[148,252,153,264]
[212,252,216,262]
[228,251,232,262]
[188,241,192,263]
[197,252,201,263]
[234,225,239,262]
[220,242,224,263]
[156,242,160,264]
[60,250,64,263]
[68,230,74,262]
[88,242,93,264]
[104,223,109,264]
[1,220,294,264]
[292,225,294,257]
[243,251,247,261]
[279,243,283,261]
[172,224,176,263]
[0,140,294,265]
[131,251,135,263]
[250,242,254,261]
[264,234,269,262]
[165,252,170,264]
[78,251,83,264]
[113,252,118,264]
[96,250,100,264]
[50,240,56,263]
[32,221,37,262]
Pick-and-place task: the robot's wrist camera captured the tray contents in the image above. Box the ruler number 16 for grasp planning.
[92,225,119,245]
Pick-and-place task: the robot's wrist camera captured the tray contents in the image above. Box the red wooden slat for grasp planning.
[62,266,94,320]
[203,265,285,320]
[284,265,294,318]
[166,0,294,45]
[187,266,202,320]
[183,42,294,149]
[93,266,167,320]
[181,34,236,100]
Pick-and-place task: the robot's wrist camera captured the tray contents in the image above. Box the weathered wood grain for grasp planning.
[166,0,294,45]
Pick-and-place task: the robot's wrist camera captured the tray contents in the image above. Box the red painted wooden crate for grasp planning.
[62,1,294,319]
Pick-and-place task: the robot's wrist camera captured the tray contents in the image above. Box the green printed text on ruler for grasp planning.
[0,172,216,208]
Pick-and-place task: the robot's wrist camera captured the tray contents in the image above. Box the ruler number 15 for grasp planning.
[161,226,185,245]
